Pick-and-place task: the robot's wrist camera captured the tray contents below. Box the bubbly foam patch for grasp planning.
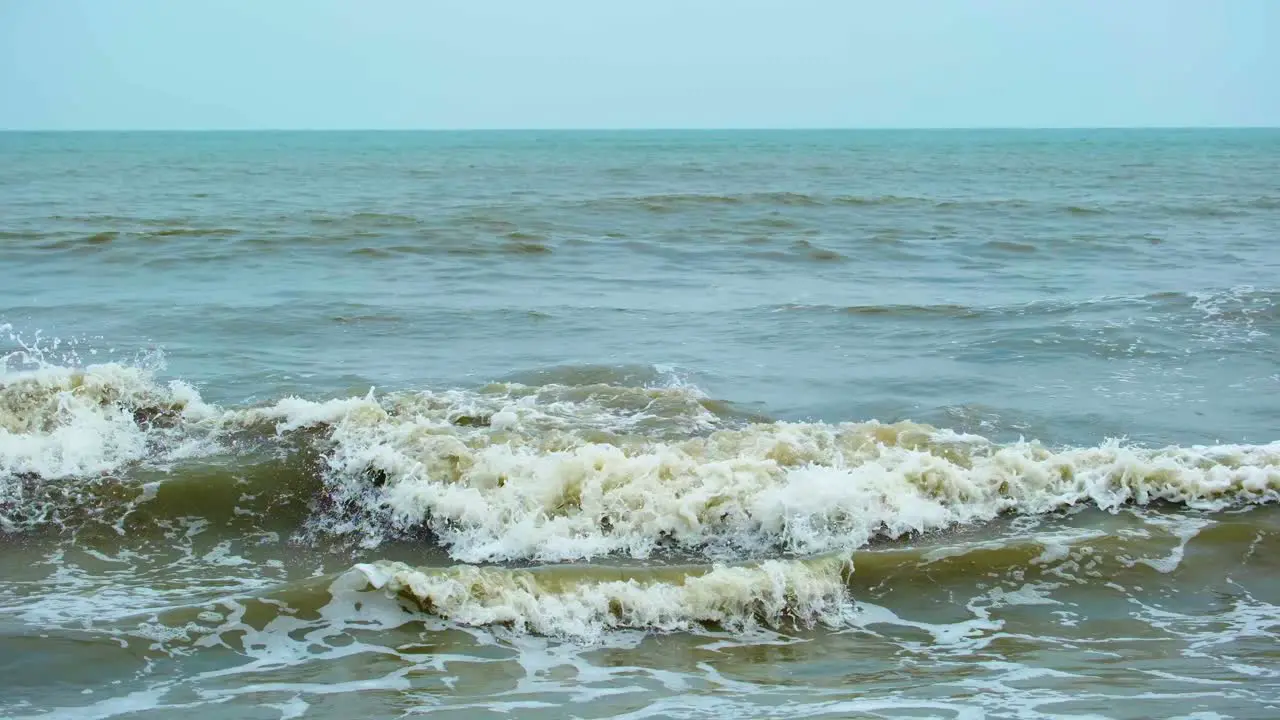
[240,379,727,438]
[4,347,1279,565]
[355,555,855,637]
[251,390,1280,562]
[0,364,215,472]
[0,354,728,532]
[0,361,223,530]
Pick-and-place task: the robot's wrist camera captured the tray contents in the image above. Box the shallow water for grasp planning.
[2,129,1279,718]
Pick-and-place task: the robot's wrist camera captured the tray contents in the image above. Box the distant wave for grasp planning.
[981,239,1038,253]
[142,227,242,238]
[346,240,554,258]
[6,189,1273,246]
[775,302,983,319]
[830,195,925,207]
[344,212,422,227]
[771,286,1279,324]
[6,192,1271,259]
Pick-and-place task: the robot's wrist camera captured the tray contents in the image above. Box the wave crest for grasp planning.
[3,351,1278,562]
[356,555,854,637]
[0,363,214,479]
[272,390,1280,562]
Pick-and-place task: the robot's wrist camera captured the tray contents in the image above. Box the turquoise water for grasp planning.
[2,130,1279,718]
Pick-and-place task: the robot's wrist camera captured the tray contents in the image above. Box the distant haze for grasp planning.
[0,0,1276,130]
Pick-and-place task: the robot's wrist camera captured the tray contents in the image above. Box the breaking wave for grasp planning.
[3,346,1278,565]
[280,392,1278,562]
[356,554,854,636]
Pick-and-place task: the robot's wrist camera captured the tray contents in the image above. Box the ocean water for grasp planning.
[1,129,1278,719]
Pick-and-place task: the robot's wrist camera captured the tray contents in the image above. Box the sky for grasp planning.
[0,0,1276,130]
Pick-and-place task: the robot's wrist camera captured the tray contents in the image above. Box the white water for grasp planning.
[252,388,1280,563]
[4,356,1280,561]
[356,555,855,637]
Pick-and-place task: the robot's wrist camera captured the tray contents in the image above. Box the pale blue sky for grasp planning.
[1,0,1276,130]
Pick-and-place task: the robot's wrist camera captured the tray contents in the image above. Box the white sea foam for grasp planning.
[244,389,1280,562]
[0,363,216,481]
[355,555,856,637]
[4,351,1279,566]
[0,348,232,532]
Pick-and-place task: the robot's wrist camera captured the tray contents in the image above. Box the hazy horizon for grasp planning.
[2,0,1276,131]
[3,126,1278,133]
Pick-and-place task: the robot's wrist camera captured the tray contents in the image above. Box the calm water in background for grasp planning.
[1,130,1279,718]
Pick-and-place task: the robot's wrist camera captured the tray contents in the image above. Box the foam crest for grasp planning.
[272,393,1280,562]
[355,555,854,638]
[0,363,215,480]
[0,357,225,531]
[4,348,1279,567]
[241,378,725,438]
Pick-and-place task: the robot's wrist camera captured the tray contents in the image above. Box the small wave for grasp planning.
[744,250,793,262]
[1123,286,1279,344]
[830,195,925,207]
[790,239,845,262]
[1183,286,1279,341]
[444,245,490,256]
[349,246,395,258]
[142,228,241,238]
[806,247,845,261]
[1166,205,1248,218]
[936,199,1033,211]
[28,228,239,249]
[47,214,192,227]
[348,212,421,227]
[350,507,1254,639]
[305,212,423,229]
[505,231,546,242]
[741,216,802,230]
[331,314,403,324]
[867,231,906,246]
[567,192,835,214]
[982,239,1038,253]
[498,363,693,390]
[846,303,981,318]
[846,198,1109,215]
[36,233,119,251]
[356,554,853,637]
[454,215,519,233]
[753,192,822,207]
[774,303,982,319]
[341,239,553,258]
[636,193,743,207]
[503,240,552,255]
[777,289,1279,328]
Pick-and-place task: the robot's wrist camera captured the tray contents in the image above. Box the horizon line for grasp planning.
[2,125,1278,133]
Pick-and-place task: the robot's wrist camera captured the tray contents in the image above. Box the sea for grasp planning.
[1,129,1278,719]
